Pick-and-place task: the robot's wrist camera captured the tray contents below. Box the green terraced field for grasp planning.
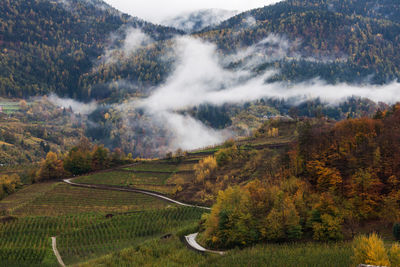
[71,159,199,196]
[129,172,171,185]
[0,215,93,266]
[11,183,169,216]
[78,235,210,267]
[0,207,205,266]
[57,207,204,265]
[73,171,133,186]
[123,163,178,173]
[74,171,172,187]
[0,179,206,266]
[0,182,57,215]
[176,163,195,172]
[0,101,20,115]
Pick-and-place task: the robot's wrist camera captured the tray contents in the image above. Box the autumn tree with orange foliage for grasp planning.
[36,152,65,181]
[202,105,400,248]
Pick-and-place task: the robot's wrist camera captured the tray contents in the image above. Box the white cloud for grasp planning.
[139,36,400,111]
[138,36,289,112]
[160,112,226,151]
[122,28,153,54]
[161,9,240,33]
[102,0,283,23]
[128,35,400,152]
[48,94,98,115]
[244,16,257,28]
[101,27,153,65]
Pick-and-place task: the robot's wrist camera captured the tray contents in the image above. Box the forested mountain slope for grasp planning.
[198,0,400,84]
[0,0,182,100]
[290,0,400,23]
[1,0,400,101]
[85,0,400,98]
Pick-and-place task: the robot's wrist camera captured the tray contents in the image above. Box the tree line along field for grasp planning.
[0,179,205,266]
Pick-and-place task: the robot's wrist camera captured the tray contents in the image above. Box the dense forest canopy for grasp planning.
[197,105,400,249]
[199,0,400,84]
[1,0,400,101]
[0,0,181,100]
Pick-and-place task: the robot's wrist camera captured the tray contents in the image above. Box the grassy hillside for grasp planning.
[0,118,301,265]
[0,179,204,266]
[70,118,299,206]
[79,236,352,267]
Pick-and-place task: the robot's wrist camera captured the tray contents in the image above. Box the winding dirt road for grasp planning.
[63,178,210,210]
[58,178,223,262]
[185,233,225,255]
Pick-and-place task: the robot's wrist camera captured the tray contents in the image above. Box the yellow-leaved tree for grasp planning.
[36,152,65,182]
[0,174,21,199]
[390,243,400,267]
[352,233,390,266]
[194,156,218,200]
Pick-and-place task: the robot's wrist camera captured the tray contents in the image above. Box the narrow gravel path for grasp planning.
[185,233,225,255]
[63,178,210,210]
[52,236,66,267]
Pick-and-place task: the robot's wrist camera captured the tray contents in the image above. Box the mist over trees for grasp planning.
[1,0,400,101]
[0,0,181,100]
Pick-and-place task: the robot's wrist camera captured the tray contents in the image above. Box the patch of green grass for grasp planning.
[78,235,210,267]
[188,147,219,155]
[130,172,171,185]
[167,172,194,186]
[177,163,195,172]
[247,136,295,146]
[77,236,353,267]
[204,242,352,267]
[130,184,177,195]
[123,163,178,173]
